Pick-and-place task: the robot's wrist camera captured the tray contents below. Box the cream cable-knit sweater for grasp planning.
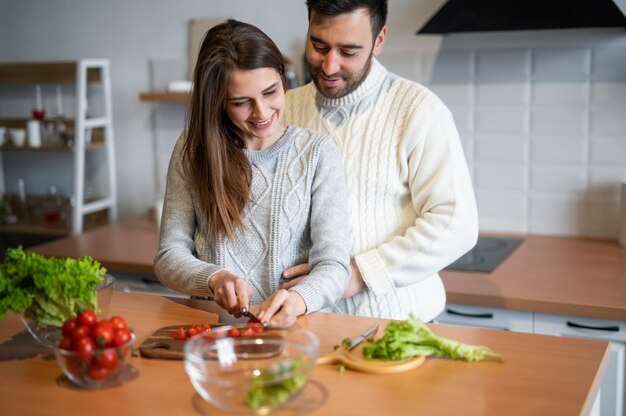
[155,126,351,313]
[284,59,478,321]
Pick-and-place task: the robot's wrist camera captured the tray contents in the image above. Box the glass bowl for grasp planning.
[184,324,319,413]
[52,331,135,389]
[20,274,116,347]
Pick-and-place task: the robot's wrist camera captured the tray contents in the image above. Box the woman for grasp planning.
[154,19,351,327]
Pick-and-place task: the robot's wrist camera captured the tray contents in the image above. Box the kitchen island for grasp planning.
[29,216,626,320]
[0,291,609,415]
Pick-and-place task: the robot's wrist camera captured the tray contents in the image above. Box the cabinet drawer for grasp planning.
[434,304,533,333]
[534,313,626,343]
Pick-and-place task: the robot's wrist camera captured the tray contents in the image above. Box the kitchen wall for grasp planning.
[1,0,625,239]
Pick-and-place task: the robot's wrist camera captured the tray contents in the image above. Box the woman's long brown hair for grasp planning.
[183,19,286,243]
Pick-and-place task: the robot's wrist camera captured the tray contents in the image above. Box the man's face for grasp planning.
[306,8,386,99]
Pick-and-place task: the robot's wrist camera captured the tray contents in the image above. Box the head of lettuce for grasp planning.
[0,246,107,327]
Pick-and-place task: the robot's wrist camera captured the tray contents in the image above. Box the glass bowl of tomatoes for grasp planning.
[184,323,319,413]
[52,311,135,388]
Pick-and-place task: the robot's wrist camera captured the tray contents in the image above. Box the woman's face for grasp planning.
[225,67,286,150]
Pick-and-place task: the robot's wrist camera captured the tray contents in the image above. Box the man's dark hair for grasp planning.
[305,0,388,39]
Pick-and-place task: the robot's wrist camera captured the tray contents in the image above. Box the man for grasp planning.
[282,0,478,322]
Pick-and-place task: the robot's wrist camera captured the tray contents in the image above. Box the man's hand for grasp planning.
[281,259,366,298]
[208,270,253,317]
[257,289,306,328]
[343,259,366,298]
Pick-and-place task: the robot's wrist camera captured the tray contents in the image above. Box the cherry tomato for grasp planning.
[71,336,96,362]
[76,310,97,327]
[112,328,132,347]
[228,328,241,338]
[65,357,85,376]
[241,328,255,337]
[187,327,199,337]
[173,328,187,340]
[94,348,119,370]
[110,316,127,331]
[58,336,72,350]
[91,321,115,347]
[62,319,77,337]
[71,325,92,341]
[88,364,112,380]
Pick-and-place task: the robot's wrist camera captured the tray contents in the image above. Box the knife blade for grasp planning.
[348,324,379,351]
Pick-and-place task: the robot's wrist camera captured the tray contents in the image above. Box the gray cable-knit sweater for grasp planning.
[154,126,351,313]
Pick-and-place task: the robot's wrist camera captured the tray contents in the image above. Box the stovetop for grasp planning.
[445,236,524,273]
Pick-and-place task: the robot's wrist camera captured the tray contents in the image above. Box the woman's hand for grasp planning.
[257,289,306,328]
[208,270,253,317]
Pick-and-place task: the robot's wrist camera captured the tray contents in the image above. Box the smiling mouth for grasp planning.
[251,113,274,127]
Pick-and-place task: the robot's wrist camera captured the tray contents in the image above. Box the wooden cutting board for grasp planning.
[139,325,215,360]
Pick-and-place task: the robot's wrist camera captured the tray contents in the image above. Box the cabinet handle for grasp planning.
[447,308,494,319]
[566,321,619,332]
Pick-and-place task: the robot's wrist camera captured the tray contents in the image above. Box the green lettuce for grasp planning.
[363,315,502,362]
[0,246,106,326]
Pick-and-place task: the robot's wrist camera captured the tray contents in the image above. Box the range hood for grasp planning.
[417,0,626,34]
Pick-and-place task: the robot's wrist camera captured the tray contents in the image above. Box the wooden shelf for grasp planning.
[0,221,70,237]
[0,142,105,152]
[139,91,190,102]
[0,61,101,84]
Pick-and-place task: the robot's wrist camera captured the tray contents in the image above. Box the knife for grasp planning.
[241,307,269,328]
[348,324,379,351]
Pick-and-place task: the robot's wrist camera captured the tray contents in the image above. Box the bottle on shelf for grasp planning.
[50,84,69,146]
[31,84,45,120]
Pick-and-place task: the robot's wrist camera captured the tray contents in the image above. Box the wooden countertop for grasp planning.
[0,291,609,415]
[441,235,626,321]
[30,216,626,321]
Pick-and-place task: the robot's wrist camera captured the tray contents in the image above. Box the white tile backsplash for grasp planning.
[530,165,587,193]
[475,164,527,192]
[531,48,590,82]
[531,83,589,106]
[530,137,587,164]
[432,30,626,238]
[530,108,588,135]
[475,135,526,163]
[475,107,528,134]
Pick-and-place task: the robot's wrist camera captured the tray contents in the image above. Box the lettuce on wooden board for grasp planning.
[363,315,502,362]
[0,246,106,326]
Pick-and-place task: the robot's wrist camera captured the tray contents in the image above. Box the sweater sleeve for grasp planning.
[289,135,352,312]
[355,94,478,294]
[153,133,224,297]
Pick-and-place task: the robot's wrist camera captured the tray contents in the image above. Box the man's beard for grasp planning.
[310,54,373,99]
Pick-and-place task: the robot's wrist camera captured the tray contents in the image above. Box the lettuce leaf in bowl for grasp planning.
[0,246,106,326]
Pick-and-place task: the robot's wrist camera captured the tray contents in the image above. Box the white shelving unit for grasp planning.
[0,59,117,235]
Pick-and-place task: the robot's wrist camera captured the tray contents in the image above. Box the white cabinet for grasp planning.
[534,313,625,416]
[434,303,533,332]
[0,60,117,234]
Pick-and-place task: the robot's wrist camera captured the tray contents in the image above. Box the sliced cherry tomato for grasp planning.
[76,310,97,327]
[94,348,119,370]
[187,327,199,337]
[62,319,77,337]
[88,364,112,380]
[241,328,255,337]
[110,316,128,331]
[173,328,187,340]
[91,321,115,347]
[228,328,241,338]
